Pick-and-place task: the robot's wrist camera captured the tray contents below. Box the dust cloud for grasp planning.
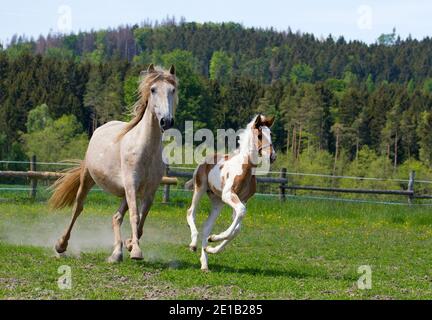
[0,211,185,257]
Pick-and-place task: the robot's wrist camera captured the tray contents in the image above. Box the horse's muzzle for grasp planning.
[160,117,174,131]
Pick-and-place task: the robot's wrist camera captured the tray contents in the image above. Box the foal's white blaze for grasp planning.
[261,126,275,160]
[262,127,271,147]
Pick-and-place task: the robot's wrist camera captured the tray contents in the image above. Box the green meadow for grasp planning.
[1,188,432,299]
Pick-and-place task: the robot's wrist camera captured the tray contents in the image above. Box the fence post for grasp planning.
[408,170,415,205]
[279,168,287,201]
[163,165,170,204]
[30,155,37,199]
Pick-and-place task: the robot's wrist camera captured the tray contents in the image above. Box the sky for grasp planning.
[1,0,431,45]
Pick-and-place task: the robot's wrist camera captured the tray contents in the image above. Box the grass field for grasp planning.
[1,188,432,300]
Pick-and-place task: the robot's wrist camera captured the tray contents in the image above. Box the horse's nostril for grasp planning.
[160,117,174,131]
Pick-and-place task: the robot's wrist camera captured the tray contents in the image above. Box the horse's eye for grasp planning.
[172,88,176,94]
[151,88,156,94]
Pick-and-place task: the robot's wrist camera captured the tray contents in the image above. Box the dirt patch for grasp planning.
[185,285,241,299]
[0,277,27,291]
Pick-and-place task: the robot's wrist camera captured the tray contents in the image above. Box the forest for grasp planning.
[1,18,432,179]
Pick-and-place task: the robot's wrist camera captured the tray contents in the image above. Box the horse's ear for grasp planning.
[264,115,275,128]
[148,64,156,73]
[253,115,263,129]
[169,65,176,75]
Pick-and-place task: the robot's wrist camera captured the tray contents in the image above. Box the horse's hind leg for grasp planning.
[200,195,224,271]
[55,167,95,255]
[107,198,128,263]
[208,192,245,243]
[206,209,241,254]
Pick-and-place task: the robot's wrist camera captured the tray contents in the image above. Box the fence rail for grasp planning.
[284,185,413,196]
[0,170,63,179]
[166,166,423,204]
[1,157,431,205]
[0,156,177,199]
[0,169,177,199]
[0,170,177,184]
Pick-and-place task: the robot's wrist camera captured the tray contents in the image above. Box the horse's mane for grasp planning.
[117,66,178,140]
[238,115,260,154]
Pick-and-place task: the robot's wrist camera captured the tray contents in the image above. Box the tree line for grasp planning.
[1,19,432,178]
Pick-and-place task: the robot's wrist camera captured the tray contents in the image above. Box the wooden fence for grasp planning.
[0,156,177,199]
[0,156,429,204]
[166,166,423,204]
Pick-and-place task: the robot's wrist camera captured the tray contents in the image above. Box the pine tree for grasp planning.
[417,111,432,166]
[209,51,234,84]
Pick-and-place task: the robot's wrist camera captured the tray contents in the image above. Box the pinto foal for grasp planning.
[186,115,276,271]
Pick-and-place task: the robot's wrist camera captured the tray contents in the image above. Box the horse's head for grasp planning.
[143,64,178,132]
[252,114,276,164]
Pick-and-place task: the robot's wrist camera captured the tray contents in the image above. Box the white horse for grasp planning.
[49,64,178,262]
[185,115,276,271]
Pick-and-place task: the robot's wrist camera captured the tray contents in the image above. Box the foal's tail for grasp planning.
[184,179,194,190]
[49,161,84,209]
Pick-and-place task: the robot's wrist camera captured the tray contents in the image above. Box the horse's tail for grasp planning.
[184,179,194,190]
[49,161,84,209]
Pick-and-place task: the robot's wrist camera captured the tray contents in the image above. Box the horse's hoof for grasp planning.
[131,254,143,260]
[124,239,133,252]
[201,268,210,273]
[204,246,214,254]
[107,253,123,263]
[54,247,67,258]
[55,240,67,254]
[130,248,143,260]
[189,245,197,252]
[207,235,215,243]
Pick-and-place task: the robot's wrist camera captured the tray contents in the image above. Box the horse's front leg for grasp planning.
[187,185,206,252]
[124,182,143,260]
[137,197,154,240]
[208,191,245,243]
[125,194,155,249]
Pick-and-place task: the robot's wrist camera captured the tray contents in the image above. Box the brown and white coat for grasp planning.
[186,114,276,271]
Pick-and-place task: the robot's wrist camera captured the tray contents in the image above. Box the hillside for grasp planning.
[1,20,432,177]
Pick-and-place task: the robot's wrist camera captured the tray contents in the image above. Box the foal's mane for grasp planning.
[117,66,178,140]
[237,115,259,154]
